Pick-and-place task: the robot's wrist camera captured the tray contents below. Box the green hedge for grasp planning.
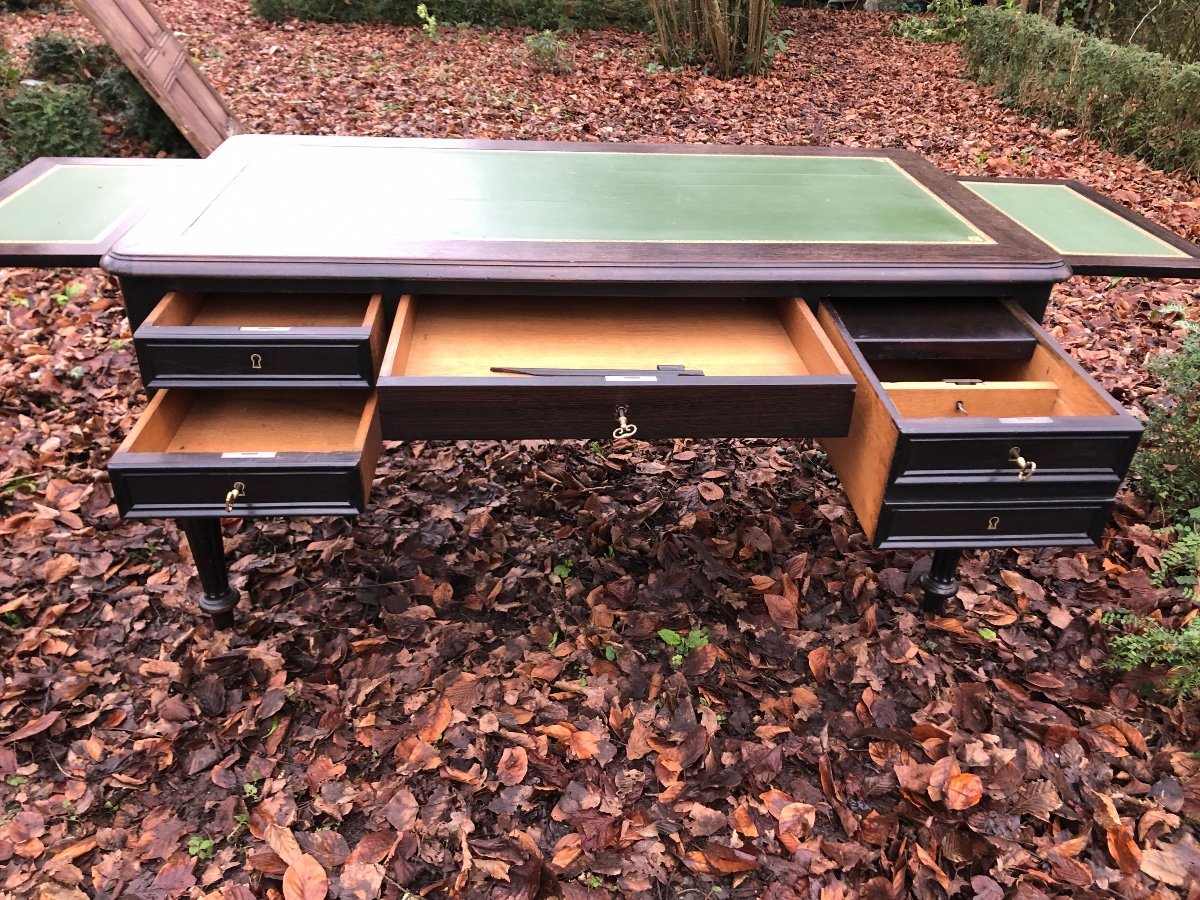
[0,33,193,179]
[251,0,651,31]
[0,84,104,175]
[962,8,1200,178]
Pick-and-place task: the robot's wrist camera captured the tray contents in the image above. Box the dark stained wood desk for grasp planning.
[3,137,1199,625]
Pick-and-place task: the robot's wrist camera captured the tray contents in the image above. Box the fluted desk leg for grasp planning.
[179,518,240,628]
[920,548,961,616]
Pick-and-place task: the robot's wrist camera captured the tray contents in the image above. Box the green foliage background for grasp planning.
[961,8,1200,178]
[1071,0,1200,64]
[0,33,193,179]
[0,85,104,175]
[1131,314,1200,522]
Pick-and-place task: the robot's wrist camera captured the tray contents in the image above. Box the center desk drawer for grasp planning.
[134,291,385,389]
[109,389,381,518]
[817,299,1142,549]
[375,295,855,440]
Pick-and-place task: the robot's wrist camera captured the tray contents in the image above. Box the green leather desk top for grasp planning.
[0,163,158,242]
[99,136,1067,284]
[964,181,1189,259]
[133,147,992,246]
[3,138,1197,284]
[0,158,192,266]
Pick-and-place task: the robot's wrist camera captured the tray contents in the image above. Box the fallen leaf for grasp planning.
[43,554,79,585]
[264,822,305,867]
[808,646,830,681]
[497,746,529,786]
[1107,824,1142,875]
[764,592,798,629]
[569,730,600,760]
[416,697,453,743]
[282,853,328,900]
[339,862,385,900]
[3,712,61,744]
[944,773,984,811]
[1140,832,1200,886]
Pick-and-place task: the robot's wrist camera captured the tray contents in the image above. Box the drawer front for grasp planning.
[136,337,376,389]
[110,458,371,519]
[895,431,1141,480]
[887,469,1124,504]
[109,389,382,519]
[375,378,855,440]
[817,300,1144,548]
[875,501,1112,549]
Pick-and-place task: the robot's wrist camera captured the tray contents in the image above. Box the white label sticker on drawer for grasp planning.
[605,375,657,382]
[221,451,277,458]
[238,326,293,332]
[998,417,1055,424]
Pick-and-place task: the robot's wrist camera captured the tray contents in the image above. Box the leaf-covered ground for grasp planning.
[2,5,1200,898]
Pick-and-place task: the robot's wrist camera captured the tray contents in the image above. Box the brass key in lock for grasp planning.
[612,405,638,439]
[1009,447,1036,481]
[224,481,246,512]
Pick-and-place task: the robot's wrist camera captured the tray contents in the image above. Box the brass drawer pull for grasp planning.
[224,482,246,512]
[613,405,638,439]
[1009,447,1036,481]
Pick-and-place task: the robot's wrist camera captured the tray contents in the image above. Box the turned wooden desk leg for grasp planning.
[920,548,962,616]
[179,519,240,628]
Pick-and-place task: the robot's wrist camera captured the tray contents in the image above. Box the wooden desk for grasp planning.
[3,137,1198,626]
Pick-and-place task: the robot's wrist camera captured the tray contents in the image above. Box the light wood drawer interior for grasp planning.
[869,350,1117,420]
[111,389,382,519]
[121,389,378,454]
[375,294,854,440]
[382,295,849,378]
[145,291,382,331]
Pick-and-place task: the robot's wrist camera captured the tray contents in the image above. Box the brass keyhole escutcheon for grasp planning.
[1009,446,1036,481]
[250,353,263,370]
[987,516,1000,531]
[224,481,245,513]
[612,405,638,439]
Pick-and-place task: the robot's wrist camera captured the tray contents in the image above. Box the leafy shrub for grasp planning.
[1079,0,1200,65]
[27,33,92,79]
[416,2,440,37]
[1,0,52,9]
[1105,611,1200,701]
[0,35,192,179]
[961,8,1200,178]
[1152,509,1200,600]
[525,29,574,73]
[891,0,969,43]
[0,84,104,170]
[94,67,194,156]
[253,0,393,23]
[1129,309,1200,605]
[568,0,650,30]
[0,35,16,86]
[251,0,650,30]
[1131,310,1200,518]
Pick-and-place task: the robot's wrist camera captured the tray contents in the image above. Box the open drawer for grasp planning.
[109,389,381,518]
[375,295,856,440]
[817,299,1142,549]
[133,292,385,389]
